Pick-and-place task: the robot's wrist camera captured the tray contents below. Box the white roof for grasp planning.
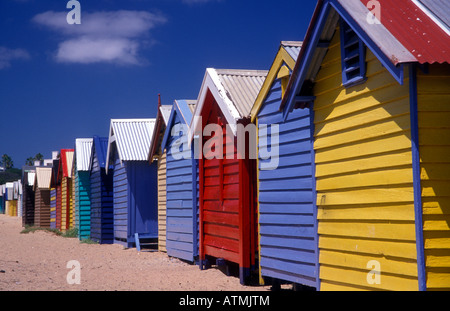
[75,138,93,171]
[35,167,53,189]
[190,68,267,140]
[160,105,172,125]
[106,119,156,169]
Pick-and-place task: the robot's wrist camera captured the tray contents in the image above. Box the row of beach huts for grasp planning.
[1,0,449,291]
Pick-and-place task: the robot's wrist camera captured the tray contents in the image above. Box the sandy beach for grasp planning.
[0,214,270,291]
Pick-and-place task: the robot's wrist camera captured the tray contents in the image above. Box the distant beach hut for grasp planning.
[5,182,16,217]
[74,138,93,240]
[0,186,4,214]
[34,167,52,228]
[58,149,74,231]
[21,169,36,226]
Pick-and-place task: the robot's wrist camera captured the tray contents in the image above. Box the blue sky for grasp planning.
[0,0,316,167]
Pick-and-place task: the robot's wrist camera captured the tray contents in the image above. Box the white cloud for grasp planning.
[56,37,140,65]
[0,46,30,69]
[32,10,166,65]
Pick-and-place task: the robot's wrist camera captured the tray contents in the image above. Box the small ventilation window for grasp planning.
[340,19,366,87]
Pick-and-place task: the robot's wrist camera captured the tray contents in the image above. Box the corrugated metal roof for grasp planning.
[75,138,93,172]
[281,0,449,116]
[358,0,450,64]
[109,119,156,162]
[35,167,52,189]
[214,69,268,118]
[281,41,303,61]
[415,0,450,30]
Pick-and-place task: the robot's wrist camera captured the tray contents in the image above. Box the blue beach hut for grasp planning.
[161,100,199,262]
[105,119,158,248]
[250,41,320,289]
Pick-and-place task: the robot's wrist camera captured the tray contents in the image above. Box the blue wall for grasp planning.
[76,171,91,240]
[165,111,199,262]
[112,148,158,247]
[50,188,56,229]
[90,137,114,244]
[113,152,128,244]
[257,77,318,288]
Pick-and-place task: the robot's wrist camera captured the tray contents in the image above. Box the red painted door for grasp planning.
[199,102,257,282]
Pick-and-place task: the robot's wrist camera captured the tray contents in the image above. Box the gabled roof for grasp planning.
[59,149,74,178]
[148,95,173,161]
[190,68,268,139]
[281,41,303,61]
[160,105,172,125]
[90,136,109,171]
[106,119,156,171]
[75,138,93,172]
[281,0,450,120]
[359,0,449,64]
[161,99,196,152]
[250,41,302,122]
[35,167,52,190]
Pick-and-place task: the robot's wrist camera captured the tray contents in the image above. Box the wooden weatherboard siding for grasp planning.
[75,171,91,240]
[113,152,128,244]
[164,104,198,262]
[90,137,114,244]
[34,189,51,228]
[56,184,62,229]
[61,177,69,231]
[22,174,35,226]
[199,102,257,284]
[257,78,317,287]
[417,63,450,290]
[112,150,158,247]
[50,188,56,229]
[313,25,417,290]
[158,151,167,252]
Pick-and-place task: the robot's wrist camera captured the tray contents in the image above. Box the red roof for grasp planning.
[360,0,450,64]
[59,149,74,178]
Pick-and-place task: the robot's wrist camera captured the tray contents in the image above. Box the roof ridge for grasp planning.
[281,40,303,46]
[214,69,269,76]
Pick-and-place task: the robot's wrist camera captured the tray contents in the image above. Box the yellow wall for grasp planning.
[417,63,450,290]
[62,177,67,231]
[50,188,56,224]
[158,151,167,252]
[68,178,73,229]
[5,201,17,217]
[313,25,418,290]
